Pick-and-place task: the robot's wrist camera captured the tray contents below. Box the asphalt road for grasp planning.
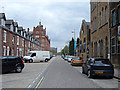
[34,57,105,88]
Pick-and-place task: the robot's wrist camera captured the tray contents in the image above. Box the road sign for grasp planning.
[118,26,120,35]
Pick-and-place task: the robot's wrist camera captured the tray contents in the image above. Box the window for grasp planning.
[17,36,19,45]
[112,10,116,26]
[22,39,24,47]
[105,7,108,23]
[100,40,103,56]
[94,42,97,57]
[3,31,6,43]
[3,46,6,56]
[17,47,19,56]
[12,48,14,56]
[112,37,116,54]
[36,31,39,34]
[118,6,120,23]
[1,19,5,26]
[100,12,101,27]
[7,46,9,56]
[117,36,120,54]
[98,41,100,57]
[10,25,13,31]
[102,8,105,25]
[12,36,15,44]
[35,35,39,38]
[84,38,86,52]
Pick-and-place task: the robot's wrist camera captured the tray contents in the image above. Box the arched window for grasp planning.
[100,40,103,57]
[36,31,39,34]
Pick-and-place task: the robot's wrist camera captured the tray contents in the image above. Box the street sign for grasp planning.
[118,26,120,35]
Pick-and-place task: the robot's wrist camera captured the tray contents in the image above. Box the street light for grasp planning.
[72,29,75,56]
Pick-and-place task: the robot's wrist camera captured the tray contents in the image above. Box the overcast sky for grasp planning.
[0,0,90,52]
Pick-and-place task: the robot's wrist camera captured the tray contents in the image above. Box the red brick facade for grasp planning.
[33,23,50,51]
[0,13,41,57]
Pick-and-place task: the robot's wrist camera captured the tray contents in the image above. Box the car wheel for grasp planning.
[45,59,48,62]
[87,70,92,78]
[29,59,33,63]
[16,66,22,73]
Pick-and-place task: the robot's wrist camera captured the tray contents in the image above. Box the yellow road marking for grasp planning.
[34,76,44,90]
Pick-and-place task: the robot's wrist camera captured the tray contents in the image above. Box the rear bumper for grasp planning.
[71,62,83,66]
[92,70,114,77]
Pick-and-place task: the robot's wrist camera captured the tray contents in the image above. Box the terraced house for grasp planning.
[0,13,41,56]
[79,20,90,61]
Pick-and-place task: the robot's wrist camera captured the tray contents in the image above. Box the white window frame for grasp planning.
[22,39,24,47]
[17,36,19,45]
[3,31,6,43]
[17,47,19,56]
[12,48,14,56]
[7,46,9,56]
[3,46,6,56]
[1,19,5,26]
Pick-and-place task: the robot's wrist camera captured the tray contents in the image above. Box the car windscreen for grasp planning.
[73,57,80,60]
[94,59,111,64]
[26,52,32,56]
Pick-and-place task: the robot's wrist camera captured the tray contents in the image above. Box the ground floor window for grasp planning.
[111,37,116,54]
[117,36,120,54]
[12,48,14,56]
[3,46,6,56]
[7,46,9,56]
[17,47,19,56]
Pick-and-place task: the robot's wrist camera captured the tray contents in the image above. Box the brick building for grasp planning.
[33,22,50,51]
[78,20,90,61]
[0,13,41,56]
[110,2,120,67]
[90,2,110,59]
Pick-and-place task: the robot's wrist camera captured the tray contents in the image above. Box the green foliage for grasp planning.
[69,38,74,55]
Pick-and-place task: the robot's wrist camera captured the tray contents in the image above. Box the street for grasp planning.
[1,57,118,89]
[30,57,118,88]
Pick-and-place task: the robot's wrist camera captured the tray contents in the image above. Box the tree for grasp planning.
[69,38,74,55]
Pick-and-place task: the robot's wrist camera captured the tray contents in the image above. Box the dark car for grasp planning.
[82,58,114,79]
[0,56,24,73]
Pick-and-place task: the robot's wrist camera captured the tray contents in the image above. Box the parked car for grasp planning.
[71,57,84,66]
[82,58,114,78]
[1,56,24,73]
[23,51,50,63]
[67,56,74,62]
[64,55,68,60]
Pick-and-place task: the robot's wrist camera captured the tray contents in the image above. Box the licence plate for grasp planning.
[95,71,103,74]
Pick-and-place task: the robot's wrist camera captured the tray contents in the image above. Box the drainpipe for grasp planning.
[108,1,111,61]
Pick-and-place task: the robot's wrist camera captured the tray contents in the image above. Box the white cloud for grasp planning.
[0,1,90,52]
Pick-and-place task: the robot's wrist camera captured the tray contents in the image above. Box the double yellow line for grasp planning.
[34,76,44,90]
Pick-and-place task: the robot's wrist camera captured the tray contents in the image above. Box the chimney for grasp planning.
[27,28,29,32]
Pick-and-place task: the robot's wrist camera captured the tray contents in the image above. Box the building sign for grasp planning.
[118,26,120,35]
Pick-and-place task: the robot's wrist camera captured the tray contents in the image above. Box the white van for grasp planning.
[23,51,50,63]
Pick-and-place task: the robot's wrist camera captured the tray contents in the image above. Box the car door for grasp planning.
[2,57,9,73]
[7,57,17,71]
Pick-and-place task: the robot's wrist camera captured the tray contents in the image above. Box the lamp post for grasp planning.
[72,29,75,56]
